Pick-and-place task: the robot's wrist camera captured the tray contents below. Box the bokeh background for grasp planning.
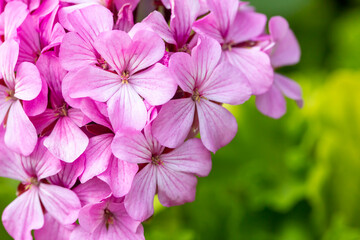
[1,0,360,239]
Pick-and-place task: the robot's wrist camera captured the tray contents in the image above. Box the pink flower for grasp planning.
[152,36,251,152]
[30,52,90,162]
[193,0,273,95]
[72,196,144,240]
[256,16,303,118]
[112,127,212,221]
[0,1,29,41]
[0,136,81,240]
[0,39,41,155]
[68,29,177,131]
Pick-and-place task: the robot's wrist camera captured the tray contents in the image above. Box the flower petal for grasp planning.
[4,1,28,40]
[34,213,76,240]
[271,29,301,68]
[0,39,18,89]
[44,116,89,163]
[222,47,273,95]
[125,164,157,221]
[269,16,289,42]
[196,100,237,152]
[168,52,195,93]
[255,83,286,119]
[0,85,12,124]
[157,166,197,207]
[193,13,223,43]
[23,76,48,116]
[5,100,37,156]
[78,201,106,232]
[274,73,303,108]
[39,183,81,225]
[107,84,147,131]
[161,138,212,177]
[142,11,176,44]
[130,63,177,106]
[73,178,111,206]
[14,62,42,101]
[152,98,195,148]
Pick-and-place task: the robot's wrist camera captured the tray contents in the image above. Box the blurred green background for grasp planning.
[2,0,360,239]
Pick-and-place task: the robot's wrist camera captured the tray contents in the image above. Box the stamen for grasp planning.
[192,89,201,102]
[5,90,16,101]
[121,71,130,84]
[104,208,115,230]
[151,155,163,166]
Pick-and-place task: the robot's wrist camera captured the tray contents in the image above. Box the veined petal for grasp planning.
[5,100,37,156]
[125,164,157,221]
[30,109,58,135]
[222,47,273,95]
[157,166,197,207]
[0,85,12,124]
[39,184,81,225]
[152,98,195,148]
[142,11,176,45]
[78,201,107,232]
[18,16,41,64]
[2,187,43,240]
[4,1,28,40]
[68,108,91,127]
[14,62,42,101]
[23,77,48,116]
[107,84,147,131]
[81,133,114,183]
[168,52,195,93]
[200,62,251,105]
[73,178,111,206]
[34,213,76,240]
[69,65,121,102]
[197,100,237,152]
[271,29,301,68]
[44,116,89,163]
[48,156,85,188]
[193,13,224,44]
[131,63,177,106]
[161,138,212,177]
[0,39,18,89]
[115,3,134,32]
[255,84,286,119]
[98,156,138,197]
[169,0,200,48]
[274,73,303,108]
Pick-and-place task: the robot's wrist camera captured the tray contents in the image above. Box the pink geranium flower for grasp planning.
[152,36,251,152]
[193,0,273,95]
[0,40,41,155]
[68,29,177,131]
[111,127,212,221]
[256,16,303,118]
[0,136,81,240]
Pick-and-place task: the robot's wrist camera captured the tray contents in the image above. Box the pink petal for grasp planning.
[226,11,267,43]
[69,66,121,102]
[200,62,251,105]
[206,0,239,36]
[98,157,138,197]
[70,226,92,240]
[59,32,98,71]
[0,85,12,124]
[39,183,81,224]
[128,30,165,73]
[114,3,134,32]
[73,178,111,206]
[0,39,18,89]
[93,30,132,73]
[34,213,76,240]
[130,63,177,106]
[78,201,106,232]
[193,13,224,44]
[4,1,28,40]
[112,129,153,164]
[275,73,303,108]
[152,98,195,148]
[30,109,58,134]
[68,108,91,127]
[271,29,301,68]
[161,138,212,177]
[107,84,147,131]
[44,116,89,163]
[222,47,273,95]
[79,99,112,129]
[269,16,289,42]
[168,52,195,93]
[157,166,197,207]
[67,4,114,44]
[142,11,176,45]
[196,100,237,152]
[80,133,113,183]
[5,100,37,156]
[2,187,44,240]
[14,62,42,101]
[255,83,286,119]
[23,76,48,116]
[125,164,157,221]
[18,16,41,64]
[169,0,200,48]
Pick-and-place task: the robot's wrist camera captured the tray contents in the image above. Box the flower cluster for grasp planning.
[0,0,302,239]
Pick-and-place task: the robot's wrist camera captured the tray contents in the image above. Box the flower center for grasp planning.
[104,208,115,230]
[222,41,235,51]
[56,104,68,117]
[151,155,163,166]
[97,57,109,70]
[192,89,201,102]
[5,90,16,101]
[121,71,130,84]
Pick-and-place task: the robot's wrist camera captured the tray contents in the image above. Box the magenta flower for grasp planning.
[72,196,144,240]
[152,36,251,152]
[0,39,41,155]
[193,0,273,95]
[256,16,303,118]
[0,137,81,240]
[112,127,212,221]
[30,52,90,162]
[68,29,177,131]
[142,0,200,50]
